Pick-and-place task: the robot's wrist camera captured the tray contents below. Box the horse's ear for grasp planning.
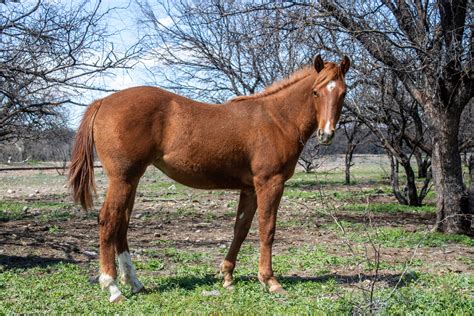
[340,56,351,75]
[313,55,324,73]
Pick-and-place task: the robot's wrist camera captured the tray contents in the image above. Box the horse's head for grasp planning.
[312,55,350,145]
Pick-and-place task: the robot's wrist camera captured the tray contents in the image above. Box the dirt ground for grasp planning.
[0,162,472,280]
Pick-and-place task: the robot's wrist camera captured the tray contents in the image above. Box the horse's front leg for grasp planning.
[254,175,286,294]
[220,187,257,288]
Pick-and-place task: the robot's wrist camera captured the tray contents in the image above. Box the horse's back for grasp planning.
[92,86,256,187]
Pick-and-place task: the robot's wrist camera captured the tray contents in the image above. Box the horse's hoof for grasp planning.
[269,285,287,295]
[132,285,147,294]
[269,286,287,295]
[223,280,234,289]
[110,294,126,303]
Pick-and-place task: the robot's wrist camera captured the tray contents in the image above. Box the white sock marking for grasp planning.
[99,274,122,302]
[118,251,144,293]
[327,80,336,92]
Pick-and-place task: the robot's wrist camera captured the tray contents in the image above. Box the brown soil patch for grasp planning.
[1,168,471,279]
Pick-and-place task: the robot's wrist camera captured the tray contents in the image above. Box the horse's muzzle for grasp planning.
[317,129,334,145]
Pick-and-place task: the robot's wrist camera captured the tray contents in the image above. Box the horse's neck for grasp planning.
[263,75,317,144]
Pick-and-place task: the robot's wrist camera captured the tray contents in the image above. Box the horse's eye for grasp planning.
[313,90,319,97]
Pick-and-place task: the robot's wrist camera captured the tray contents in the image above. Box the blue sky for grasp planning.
[69,0,167,127]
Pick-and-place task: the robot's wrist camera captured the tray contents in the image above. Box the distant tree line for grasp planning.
[0,127,74,162]
[0,125,383,164]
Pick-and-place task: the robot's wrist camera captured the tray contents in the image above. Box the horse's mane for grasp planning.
[230,62,342,103]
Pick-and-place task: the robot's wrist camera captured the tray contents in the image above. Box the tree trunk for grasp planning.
[15,141,24,162]
[402,160,420,206]
[345,144,355,185]
[414,149,429,178]
[430,110,471,234]
[389,153,421,206]
[389,154,408,205]
[469,155,474,220]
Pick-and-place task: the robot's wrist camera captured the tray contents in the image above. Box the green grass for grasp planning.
[343,202,436,214]
[0,173,65,188]
[283,189,321,200]
[1,158,472,313]
[0,200,72,221]
[381,272,474,315]
[175,207,198,217]
[289,164,389,186]
[273,245,360,275]
[0,201,25,220]
[313,188,393,204]
[330,222,474,248]
[372,228,474,248]
[0,259,471,314]
[0,263,350,314]
[285,173,393,202]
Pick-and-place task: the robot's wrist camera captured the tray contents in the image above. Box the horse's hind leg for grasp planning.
[220,188,257,288]
[98,177,139,302]
[116,183,145,294]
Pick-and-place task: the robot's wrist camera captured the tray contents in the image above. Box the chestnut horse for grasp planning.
[69,55,350,302]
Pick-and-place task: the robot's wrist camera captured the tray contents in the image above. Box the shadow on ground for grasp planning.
[0,254,76,270]
[145,272,418,293]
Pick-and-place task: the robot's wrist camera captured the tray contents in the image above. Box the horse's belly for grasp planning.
[152,157,251,190]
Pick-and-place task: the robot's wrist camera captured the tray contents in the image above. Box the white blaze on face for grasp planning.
[239,212,245,220]
[324,120,332,134]
[327,80,336,92]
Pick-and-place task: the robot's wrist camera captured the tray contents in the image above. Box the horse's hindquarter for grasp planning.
[93,87,171,175]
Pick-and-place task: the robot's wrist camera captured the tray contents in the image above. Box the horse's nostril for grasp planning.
[318,130,335,145]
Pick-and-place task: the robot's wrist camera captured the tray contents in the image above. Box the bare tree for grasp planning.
[298,135,321,173]
[137,0,350,178]
[340,117,369,185]
[136,0,317,102]
[312,0,473,233]
[0,0,140,142]
[459,101,474,165]
[346,68,432,206]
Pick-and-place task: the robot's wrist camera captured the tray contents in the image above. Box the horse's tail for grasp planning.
[68,100,102,210]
